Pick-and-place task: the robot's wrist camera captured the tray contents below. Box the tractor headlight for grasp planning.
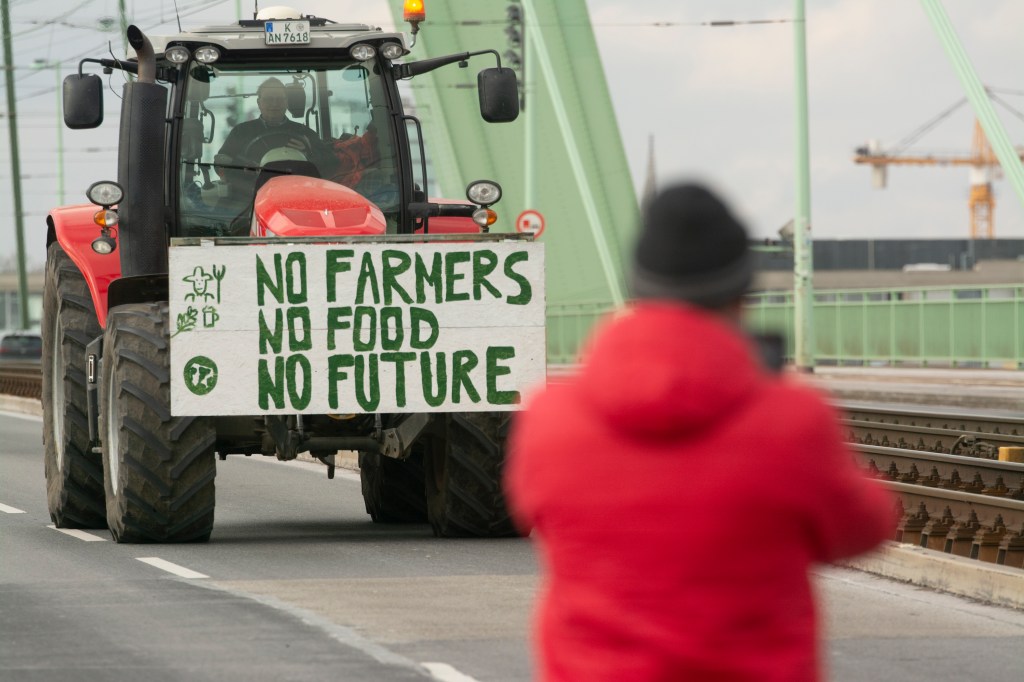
[350,43,377,61]
[466,180,501,206]
[87,181,124,207]
[380,42,405,60]
[194,45,221,64]
[91,233,117,255]
[165,46,191,64]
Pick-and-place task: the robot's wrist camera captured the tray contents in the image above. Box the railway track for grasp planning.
[841,402,1024,570]
[0,361,42,400]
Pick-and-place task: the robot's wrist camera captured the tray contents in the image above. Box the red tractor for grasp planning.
[42,5,543,543]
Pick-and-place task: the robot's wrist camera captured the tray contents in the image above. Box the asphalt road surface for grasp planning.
[3,410,1024,681]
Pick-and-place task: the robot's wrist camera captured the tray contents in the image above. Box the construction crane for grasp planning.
[854,119,1008,239]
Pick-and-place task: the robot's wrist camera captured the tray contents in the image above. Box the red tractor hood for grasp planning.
[252,175,387,237]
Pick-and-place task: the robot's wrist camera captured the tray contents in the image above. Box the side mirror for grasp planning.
[478,67,519,123]
[63,73,104,129]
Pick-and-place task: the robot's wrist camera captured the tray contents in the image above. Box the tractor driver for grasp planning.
[214,77,338,175]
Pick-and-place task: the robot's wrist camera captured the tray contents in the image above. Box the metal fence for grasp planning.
[547,285,1024,368]
[746,284,1024,368]
[546,302,615,365]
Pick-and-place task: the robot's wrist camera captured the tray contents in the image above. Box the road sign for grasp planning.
[515,209,545,237]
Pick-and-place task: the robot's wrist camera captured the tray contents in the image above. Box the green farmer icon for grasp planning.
[183,264,226,303]
[176,264,227,337]
[184,356,218,396]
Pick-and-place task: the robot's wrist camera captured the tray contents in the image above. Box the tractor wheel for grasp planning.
[359,448,427,523]
[41,243,105,528]
[99,302,217,543]
[425,412,518,538]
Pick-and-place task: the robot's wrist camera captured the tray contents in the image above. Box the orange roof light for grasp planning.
[404,0,426,24]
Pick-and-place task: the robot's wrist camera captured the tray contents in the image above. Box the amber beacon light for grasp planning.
[404,0,426,28]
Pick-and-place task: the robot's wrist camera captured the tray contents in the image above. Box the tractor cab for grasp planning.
[62,6,519,250]
[177,56,404,237]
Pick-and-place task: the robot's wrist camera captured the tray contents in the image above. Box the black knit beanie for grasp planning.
[630,183,752,309]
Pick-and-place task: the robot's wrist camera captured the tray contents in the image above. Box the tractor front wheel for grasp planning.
[99,303,217,543]
[41,243,105,528]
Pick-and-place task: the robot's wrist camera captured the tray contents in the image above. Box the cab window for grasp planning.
[177,62,400,237]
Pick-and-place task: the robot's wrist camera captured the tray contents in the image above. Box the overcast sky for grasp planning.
[2,0,1023,269]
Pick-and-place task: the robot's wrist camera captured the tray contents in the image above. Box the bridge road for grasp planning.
[2,409,1024,682]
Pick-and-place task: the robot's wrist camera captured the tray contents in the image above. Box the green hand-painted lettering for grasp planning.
[420,351,447,407]
[472,250,502,301]
[355,251,380,304]
[258,308,283,354]
[380,307,404,351]
[258,356,285,409]
[504,251,532,305]
[444,251,471,302]
[353,306,376,351]
[415,252,443,304]
[409,307,439,350]
[452,349,480,404]
[256,254,283,305]
[326,249,354,303]
[381,250,413,305]
[486,346,519,405]
[354,354,380,411]
[380,352,415,408]
[286,354,312,410]
[287,307,312,351]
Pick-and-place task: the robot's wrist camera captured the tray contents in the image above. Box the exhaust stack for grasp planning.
[116,25,168,278]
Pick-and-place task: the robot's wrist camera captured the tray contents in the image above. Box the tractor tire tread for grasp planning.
[41,243,105,528]
[359,449,427,523]
[427,412,517,538]
[101,302,216,543]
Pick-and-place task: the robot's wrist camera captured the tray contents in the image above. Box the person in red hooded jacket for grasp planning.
[504,183,896,682]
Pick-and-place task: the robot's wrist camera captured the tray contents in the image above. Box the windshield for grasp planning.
[177,61,401,236]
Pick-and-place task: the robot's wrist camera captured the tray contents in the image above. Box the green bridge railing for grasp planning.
[746,284,1024,368]
[547,284,1024,368]
[547,302,614,365]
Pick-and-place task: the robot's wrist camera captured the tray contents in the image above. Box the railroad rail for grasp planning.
[843,402,1024,457]
[841,402,1024,570]
[0,361,42,400]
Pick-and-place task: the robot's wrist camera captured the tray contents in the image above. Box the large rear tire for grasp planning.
[359,449,427,523]
[41,243,105,528]
[99,303,217,543]
[425,412,518,538]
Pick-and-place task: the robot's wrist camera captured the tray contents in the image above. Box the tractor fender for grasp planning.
[47,206,122,327]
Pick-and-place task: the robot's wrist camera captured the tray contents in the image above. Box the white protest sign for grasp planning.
[168,241,546,416]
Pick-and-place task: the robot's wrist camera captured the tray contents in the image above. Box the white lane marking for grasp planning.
[136,557,209,579]
[0,503,27,514]
[47,524,107,541]
[194,580,422,671]
[422,662,481,682]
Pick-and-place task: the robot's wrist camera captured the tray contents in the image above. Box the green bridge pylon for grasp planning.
[388,0,639,361]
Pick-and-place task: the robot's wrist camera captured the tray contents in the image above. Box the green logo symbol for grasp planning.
[184,356,218,396]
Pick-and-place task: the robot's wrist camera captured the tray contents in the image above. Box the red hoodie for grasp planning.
[505,302,894,682]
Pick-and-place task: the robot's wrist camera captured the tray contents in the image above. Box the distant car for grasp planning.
[0,333,43,363]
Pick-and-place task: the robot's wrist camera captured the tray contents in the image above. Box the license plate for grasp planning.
[264,20,310,45]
